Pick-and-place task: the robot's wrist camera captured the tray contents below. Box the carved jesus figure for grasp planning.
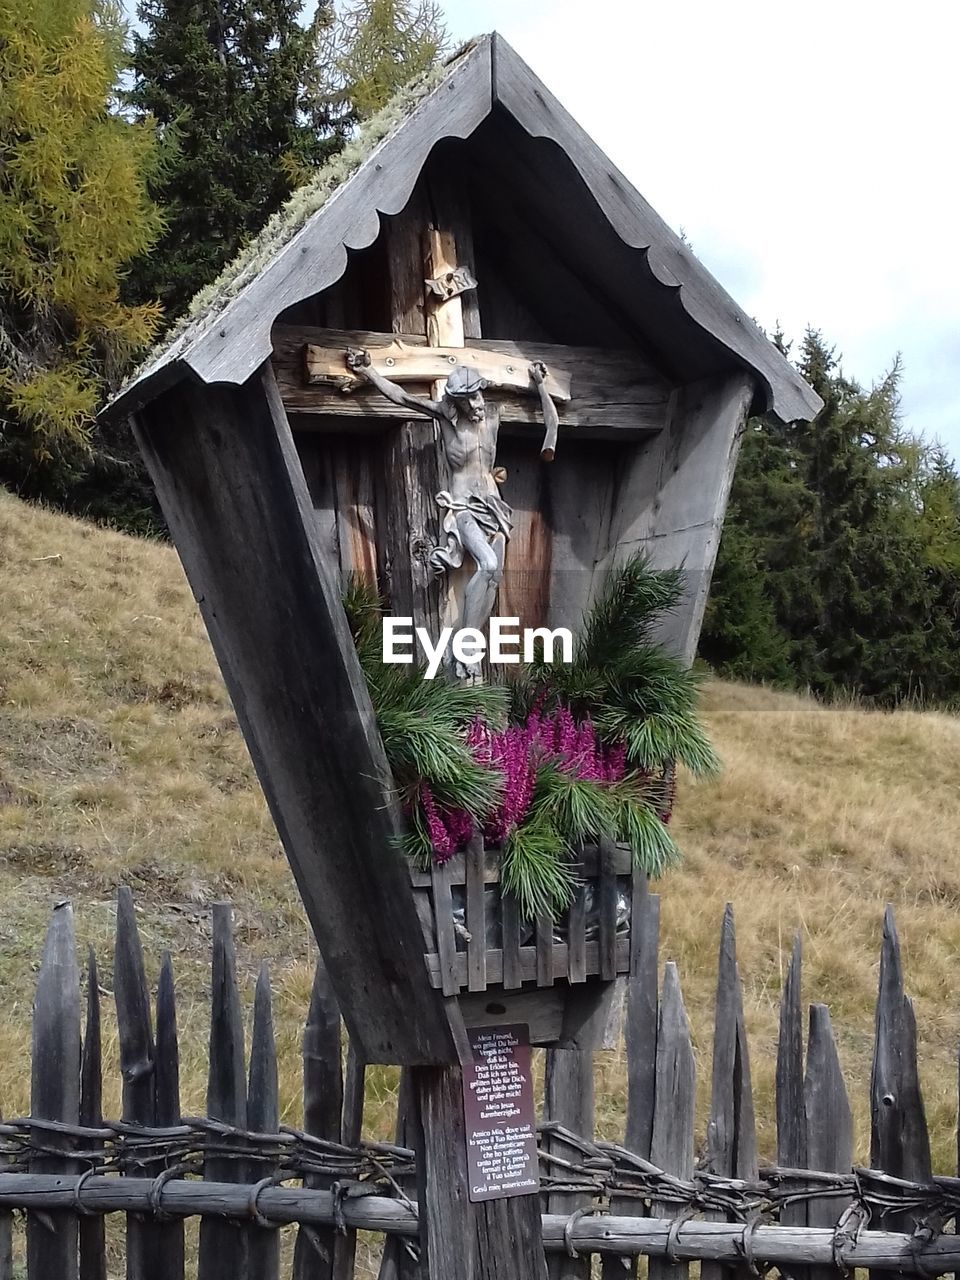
[344,349,559,679]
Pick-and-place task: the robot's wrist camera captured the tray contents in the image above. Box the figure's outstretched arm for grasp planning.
[530,362,560,461]
[345,348,444,420]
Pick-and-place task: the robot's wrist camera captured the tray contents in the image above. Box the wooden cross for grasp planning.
[268,200,666,647]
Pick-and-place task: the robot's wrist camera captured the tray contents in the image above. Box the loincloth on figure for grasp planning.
[429,491,514,574]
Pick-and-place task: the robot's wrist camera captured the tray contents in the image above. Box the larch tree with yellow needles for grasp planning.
[0,0,163,496]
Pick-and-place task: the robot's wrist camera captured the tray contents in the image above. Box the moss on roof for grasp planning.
[127,39,481,385]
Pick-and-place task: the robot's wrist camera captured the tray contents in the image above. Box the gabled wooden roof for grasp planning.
[109,33,821,424]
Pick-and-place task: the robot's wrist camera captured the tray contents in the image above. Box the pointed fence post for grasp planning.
[335,1042,366,1280]
[116,885,171,1280]
[0,1102,11,1280]
[805,1003,853,1280]
[247,964,280,1280]
[703,904,757,1280]
[155,950,186,1279]
[776,936,807,1228]
[378,1068,422,1280]
[871,906,931,1184]
[870,905,931,1280]
[602,883,660,1280]
[293,957,344,1280]
[28,900,81,1280]
[80,947,106,1280]
[648,963,696,1280]
[198,903,249,1280]
[543,1047,595,1280]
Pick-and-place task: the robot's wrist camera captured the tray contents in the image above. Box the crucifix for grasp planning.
[305,219,566,680]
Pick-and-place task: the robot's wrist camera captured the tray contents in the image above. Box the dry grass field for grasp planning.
[2,487,960,1176]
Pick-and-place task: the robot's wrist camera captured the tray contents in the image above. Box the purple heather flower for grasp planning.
[420,704,637,864]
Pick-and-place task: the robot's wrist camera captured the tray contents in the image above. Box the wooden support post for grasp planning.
[605,371,754,662]
[377,188,444,637]
[413,1065,547,1280]
[385,182,548,1277]
[132,364,455,1066]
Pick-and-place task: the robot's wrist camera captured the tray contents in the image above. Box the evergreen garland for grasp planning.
[343,553,719,922]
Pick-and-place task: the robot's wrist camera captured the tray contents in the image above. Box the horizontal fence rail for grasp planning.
[0,890,951,1279]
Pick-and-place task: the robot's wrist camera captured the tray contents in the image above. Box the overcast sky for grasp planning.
[437,0,959,460]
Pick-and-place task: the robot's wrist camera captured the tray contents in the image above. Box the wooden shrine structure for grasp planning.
[107,32,821,1278]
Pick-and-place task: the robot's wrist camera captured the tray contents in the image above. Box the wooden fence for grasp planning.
[0,885,955,1280]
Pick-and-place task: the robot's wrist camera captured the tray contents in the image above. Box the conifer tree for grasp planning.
[315,0,446,121]
[0,0,163,498]
[125,0,342,319]
[702,330,960,705]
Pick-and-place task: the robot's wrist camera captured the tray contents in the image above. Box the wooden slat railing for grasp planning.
[0,889,953,1279]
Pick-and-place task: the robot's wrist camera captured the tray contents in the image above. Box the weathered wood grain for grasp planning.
[501,892,522,990]
[648,963,695,1280]
[378,1068,422,1280]
[28,902,80,1280]
[198,903,248,1280]
[293,958,344,1280]
[155,951,186,1279]
[115,885,168,1280]
[376,189,444,636]
[598,838,619,981]
[604,371,754,662]
[80,948,106,1280]
[275,325,668,435]
[870,906,931,1246]
[306,340,570,400]
[8,1174,960,1272]
[804,1004,852,1280]
[247,964,280,1280]
[777,936,807,1231]
[426,932,631,990]
[567,883,587,984]
[544,1049,595,1280]
[132,364,454,1065]
[601,885,658,1280]
[430,860,460,997]
[413,1065,548,1280]
[703,904,757,1280]
[465,836,487,992]
[624,885,660,1158]
[335,1044,366,1280]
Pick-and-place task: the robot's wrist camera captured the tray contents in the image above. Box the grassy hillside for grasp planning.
[2,488,960,1170]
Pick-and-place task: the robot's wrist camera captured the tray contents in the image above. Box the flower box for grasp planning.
[410,838,642,1049]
